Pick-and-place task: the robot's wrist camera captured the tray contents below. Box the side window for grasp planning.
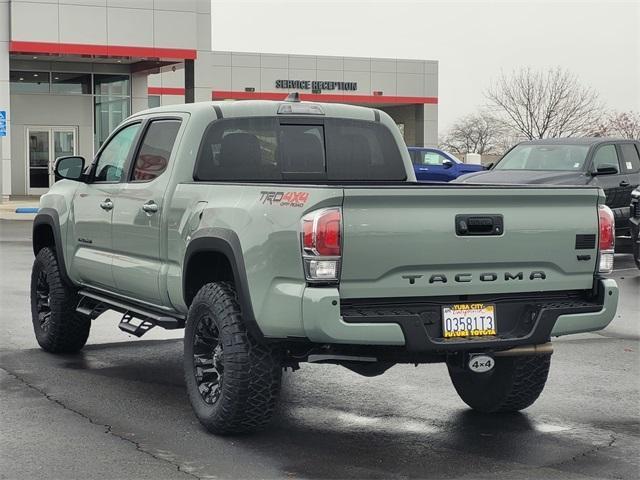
[131,119,181,182]
[591,145,621,173]
[422,151,448,166]
[94,123,141,182]
[619,143,640,173]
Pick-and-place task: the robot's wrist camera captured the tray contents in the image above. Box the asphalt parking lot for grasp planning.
[1,219,638,480]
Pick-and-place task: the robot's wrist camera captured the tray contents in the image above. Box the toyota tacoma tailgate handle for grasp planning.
[456,214,503,236]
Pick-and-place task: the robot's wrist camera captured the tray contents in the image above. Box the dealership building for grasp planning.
[0,0,439,199]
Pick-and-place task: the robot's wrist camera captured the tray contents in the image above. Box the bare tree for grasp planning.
[486,67,603,139]
[440,112,506,155]
[591,111,640,140]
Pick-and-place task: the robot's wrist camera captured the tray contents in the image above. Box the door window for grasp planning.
[591,145,621,173]
[619,143,640,173]
[28,130,50,188]
[54,131,75,160]
[131,120,181,182]
[94,123,140,183]
[417,151,449,166]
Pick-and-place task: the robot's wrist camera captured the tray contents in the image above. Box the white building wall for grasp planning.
[191,52,438,99]
[151,52,439,101]
[150,51,439,146]
[9,0,206,50]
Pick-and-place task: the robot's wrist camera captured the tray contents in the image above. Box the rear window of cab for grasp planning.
[193,117,407,182]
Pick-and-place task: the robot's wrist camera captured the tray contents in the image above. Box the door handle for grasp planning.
[619,181,630,187]
[100,199,113,211]
[142,201,159,214]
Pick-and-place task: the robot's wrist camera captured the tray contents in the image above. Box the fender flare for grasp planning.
[183,228,264,341]
[32,208,74,287]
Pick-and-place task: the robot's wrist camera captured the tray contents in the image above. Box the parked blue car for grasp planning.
[408,147,485,182]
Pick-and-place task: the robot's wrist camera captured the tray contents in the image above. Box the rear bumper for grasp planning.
[550,278,618,336]
[301,278,618,352]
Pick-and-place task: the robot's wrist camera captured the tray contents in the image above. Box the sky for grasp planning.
[211,0,640,134]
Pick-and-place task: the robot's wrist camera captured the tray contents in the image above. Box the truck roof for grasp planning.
[518,137,631,146]
[134,99,382,123]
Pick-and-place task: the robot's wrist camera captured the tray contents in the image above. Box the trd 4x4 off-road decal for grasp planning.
[259,191,309,207]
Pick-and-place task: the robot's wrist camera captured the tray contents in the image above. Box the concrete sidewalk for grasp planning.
[0,200,39,221]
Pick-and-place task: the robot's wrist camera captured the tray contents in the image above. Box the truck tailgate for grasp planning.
[340,186,601,299]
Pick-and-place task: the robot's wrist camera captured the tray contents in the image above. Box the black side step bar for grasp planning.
[77,289,185,337]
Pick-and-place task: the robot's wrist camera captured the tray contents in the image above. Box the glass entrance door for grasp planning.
[27,129,50,194]
[27,127,77,195]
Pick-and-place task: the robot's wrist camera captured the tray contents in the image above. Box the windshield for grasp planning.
[495,144,590,171]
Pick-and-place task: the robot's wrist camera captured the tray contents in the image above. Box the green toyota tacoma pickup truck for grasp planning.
[31,97,619,435]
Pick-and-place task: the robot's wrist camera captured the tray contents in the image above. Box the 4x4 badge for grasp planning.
[259,191,309,207]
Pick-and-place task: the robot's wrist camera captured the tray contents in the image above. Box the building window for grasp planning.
[94,74,129,96]
[94,74,131,149]
[10,71,50,93]
[148,95,161,108]
[51,72,92,94]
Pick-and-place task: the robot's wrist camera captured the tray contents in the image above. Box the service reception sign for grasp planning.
[275,80,358,91]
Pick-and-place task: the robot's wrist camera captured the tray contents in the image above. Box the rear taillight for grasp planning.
[301,208,342,282]
[598,204,615,274]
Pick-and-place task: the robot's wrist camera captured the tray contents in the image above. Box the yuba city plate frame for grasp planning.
[442,303,496,338]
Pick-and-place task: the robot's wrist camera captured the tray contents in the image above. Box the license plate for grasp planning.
[442,303,496,338]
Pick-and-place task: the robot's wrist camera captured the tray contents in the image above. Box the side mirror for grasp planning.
[442,159,453,169]
[591,165,618,176]
[485,162,494,170]
[54,156,86,181]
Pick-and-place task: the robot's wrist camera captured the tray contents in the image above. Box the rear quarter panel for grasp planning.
[165,183,343,338]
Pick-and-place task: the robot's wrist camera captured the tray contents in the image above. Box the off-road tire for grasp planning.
[30,247,90,353]
[184,282,282,435]
[632,228,640,269]
[447,354,551,413]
